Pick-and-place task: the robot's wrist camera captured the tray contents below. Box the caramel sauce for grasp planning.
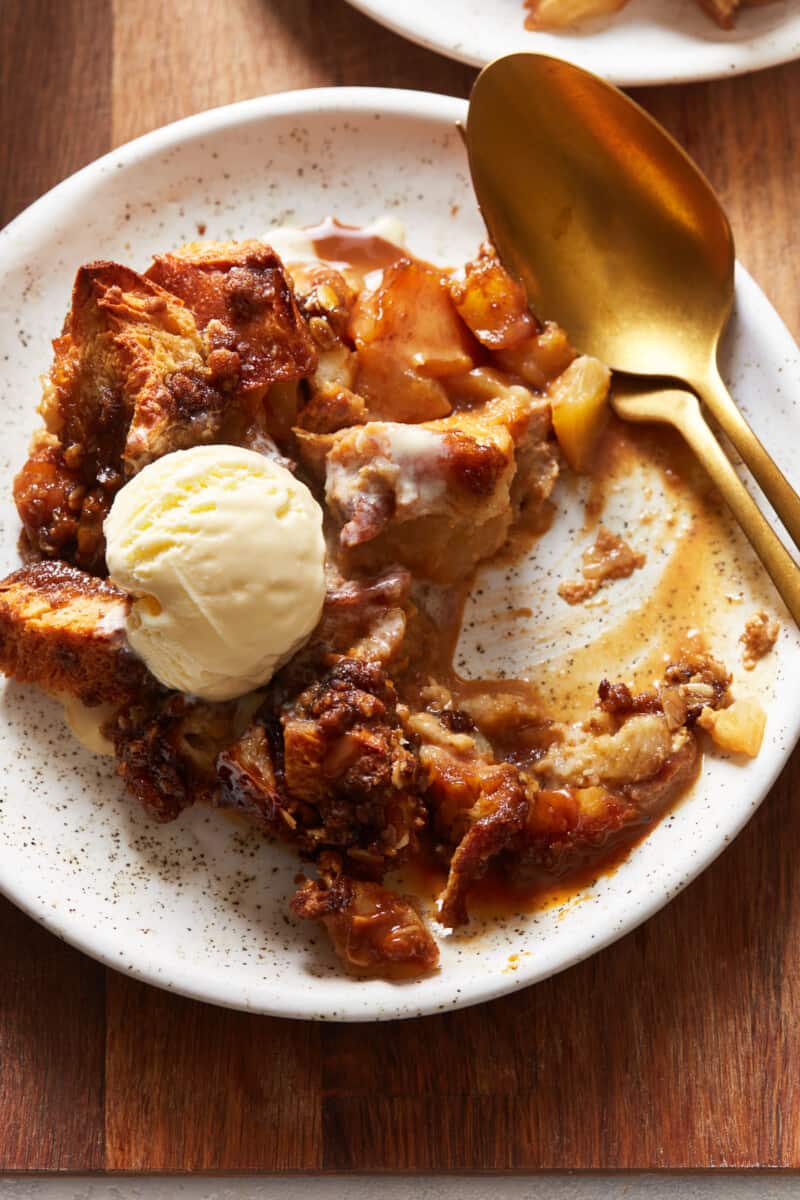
[541,420,769,718]
[391,413,777,926]
[306,216,406,273]
[452,417,773,723]
[390,815,659,927]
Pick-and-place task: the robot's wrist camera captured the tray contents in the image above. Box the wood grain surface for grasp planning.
[1,0,799,1173]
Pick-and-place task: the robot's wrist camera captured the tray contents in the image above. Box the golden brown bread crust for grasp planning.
[15,251,315,573]
[0,561,148,705]
[295,387,368,435]
[215,720,285,824]
[15,262,236,570]
[146,240,317,395]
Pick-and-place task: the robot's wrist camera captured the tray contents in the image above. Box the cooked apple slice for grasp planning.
[349,258,477,422]
[449,246,536,349]
[524,0,628,28]
[549,354,611,473]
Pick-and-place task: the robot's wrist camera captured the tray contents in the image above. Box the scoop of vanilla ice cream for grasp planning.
[104,445,326,701]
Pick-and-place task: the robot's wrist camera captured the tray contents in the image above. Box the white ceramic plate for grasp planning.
[346,0,800,85]
[0,88,799,1021]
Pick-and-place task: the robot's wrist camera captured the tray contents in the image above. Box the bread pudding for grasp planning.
[0,218,775,981]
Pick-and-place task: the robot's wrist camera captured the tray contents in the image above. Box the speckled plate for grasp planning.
[346,0,800,86]
[0,88,799,1021]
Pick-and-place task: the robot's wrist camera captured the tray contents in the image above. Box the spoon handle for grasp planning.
[613,387,800,626]
[692,363,800,551]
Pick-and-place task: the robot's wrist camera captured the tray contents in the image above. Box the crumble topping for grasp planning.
[739,609,779,671]
[558,525,646,605]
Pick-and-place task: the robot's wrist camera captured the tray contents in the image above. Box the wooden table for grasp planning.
[2,0,799,1173]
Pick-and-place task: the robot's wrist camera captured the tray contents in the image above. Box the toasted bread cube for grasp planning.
[15,261,234,570]
[0,562,148,706]
[146,239,316,394]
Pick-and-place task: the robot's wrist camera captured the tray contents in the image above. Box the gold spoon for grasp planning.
[612,381,800,623]
[465,51,800,553]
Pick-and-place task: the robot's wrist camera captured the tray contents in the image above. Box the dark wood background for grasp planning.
[1,0,799,1172]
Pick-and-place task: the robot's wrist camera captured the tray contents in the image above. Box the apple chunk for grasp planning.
[349,258,476,422]
[549,354,611,474]
[449,247,536,350]
[524,0,628,28]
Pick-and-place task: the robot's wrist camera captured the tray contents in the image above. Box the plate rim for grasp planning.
[343,0,800,85]
[1,86,799,1021]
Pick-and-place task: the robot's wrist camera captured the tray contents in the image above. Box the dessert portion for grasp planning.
[0,219,776,982]
[523,0,777,30]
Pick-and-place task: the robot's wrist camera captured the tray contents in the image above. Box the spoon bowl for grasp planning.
[467,52,732,382]
[466,52,800,551]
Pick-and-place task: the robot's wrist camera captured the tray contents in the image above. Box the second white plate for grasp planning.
[346,0,800,85]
